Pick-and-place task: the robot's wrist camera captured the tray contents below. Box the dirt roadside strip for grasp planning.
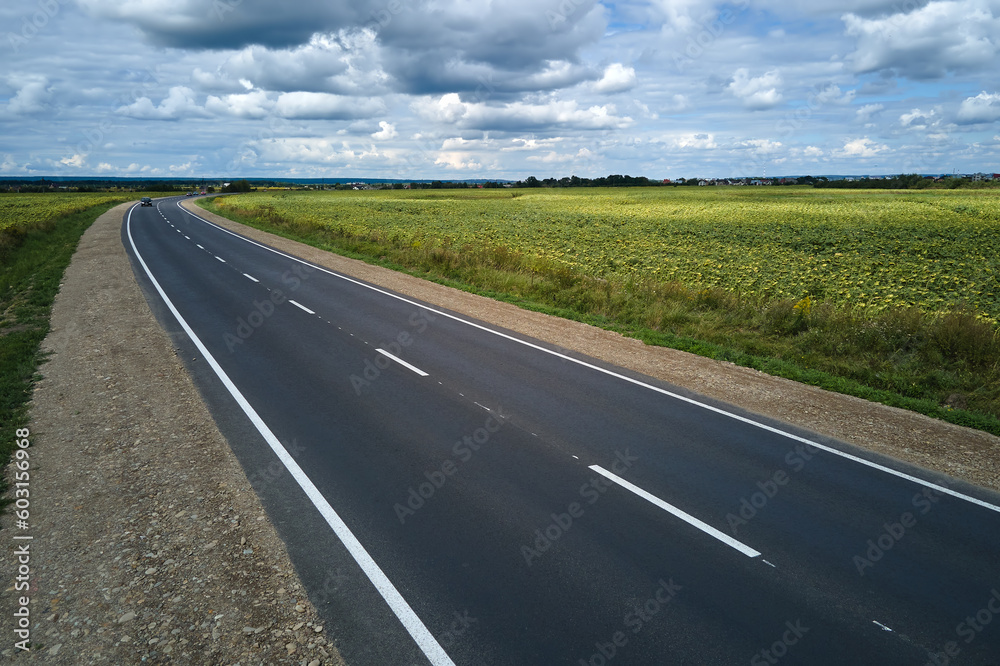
[183,198,999,493]
[2,196,998,663]
[1,202,345,664]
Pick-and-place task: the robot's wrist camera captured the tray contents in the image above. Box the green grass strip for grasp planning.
[0,201,126,504]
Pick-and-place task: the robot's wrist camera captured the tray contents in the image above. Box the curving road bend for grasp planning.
[122,196,1000,666]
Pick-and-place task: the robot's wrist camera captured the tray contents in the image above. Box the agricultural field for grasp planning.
[0,192,143,238]
[212,187,1000,322]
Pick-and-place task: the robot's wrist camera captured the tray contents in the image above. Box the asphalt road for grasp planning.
[123,196,1000,666]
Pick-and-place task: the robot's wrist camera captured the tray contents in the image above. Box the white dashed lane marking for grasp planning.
[288,300,315,315]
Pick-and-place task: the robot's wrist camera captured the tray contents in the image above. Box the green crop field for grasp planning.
[211,187,1000,322]
[203,186,1000,433]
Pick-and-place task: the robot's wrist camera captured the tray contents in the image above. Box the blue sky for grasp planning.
[1,0,998,180]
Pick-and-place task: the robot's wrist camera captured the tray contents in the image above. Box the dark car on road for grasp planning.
[140,197,153,206]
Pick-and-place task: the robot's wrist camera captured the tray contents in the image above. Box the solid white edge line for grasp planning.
[288,299,315,315]
[590,465,761,558]
[177,201,1000,515]
[376,348,429,377]
[126,205,456,666]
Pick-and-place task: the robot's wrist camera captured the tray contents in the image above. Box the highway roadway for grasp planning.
[123,196,1000,665]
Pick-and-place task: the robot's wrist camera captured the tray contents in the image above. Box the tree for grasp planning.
[223,179,253,193]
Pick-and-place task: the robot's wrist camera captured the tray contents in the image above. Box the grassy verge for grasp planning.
[0,201,126,503]
[198,196,1000,436]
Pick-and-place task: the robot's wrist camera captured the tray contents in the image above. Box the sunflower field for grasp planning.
[214,187,1000,322]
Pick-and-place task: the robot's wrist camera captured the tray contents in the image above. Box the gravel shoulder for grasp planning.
[2,196,998,663]
[1,202,345,664]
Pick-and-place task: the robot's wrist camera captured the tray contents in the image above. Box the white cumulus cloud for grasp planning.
[658,133,718,150]
[205,90,273,119]
[434,152,482,170]
[60,153,87,168]
[371,121,397,140]
[740,138,783,154]
[837,137,889,158]
[117,86,206,120]
[412,93,632,131]
[4,75,53,115]
[957,91,1000,124]
[900,107,938,128]
[727,68,782,110]
[274,92,385,119]
[856,103,883,123]
[843,0,1000,79]
[592,63,636,94]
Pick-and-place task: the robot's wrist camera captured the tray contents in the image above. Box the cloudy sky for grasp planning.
[1,0,999,180]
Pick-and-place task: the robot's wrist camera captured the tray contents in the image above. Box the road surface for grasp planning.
[123,196,1000,665]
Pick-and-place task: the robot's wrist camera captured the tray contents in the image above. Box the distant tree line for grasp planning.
[0,179,177,192]
[812,174,974,189]
[2,179,208,192]
[403,180,476,189]
[515,174,661,188]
